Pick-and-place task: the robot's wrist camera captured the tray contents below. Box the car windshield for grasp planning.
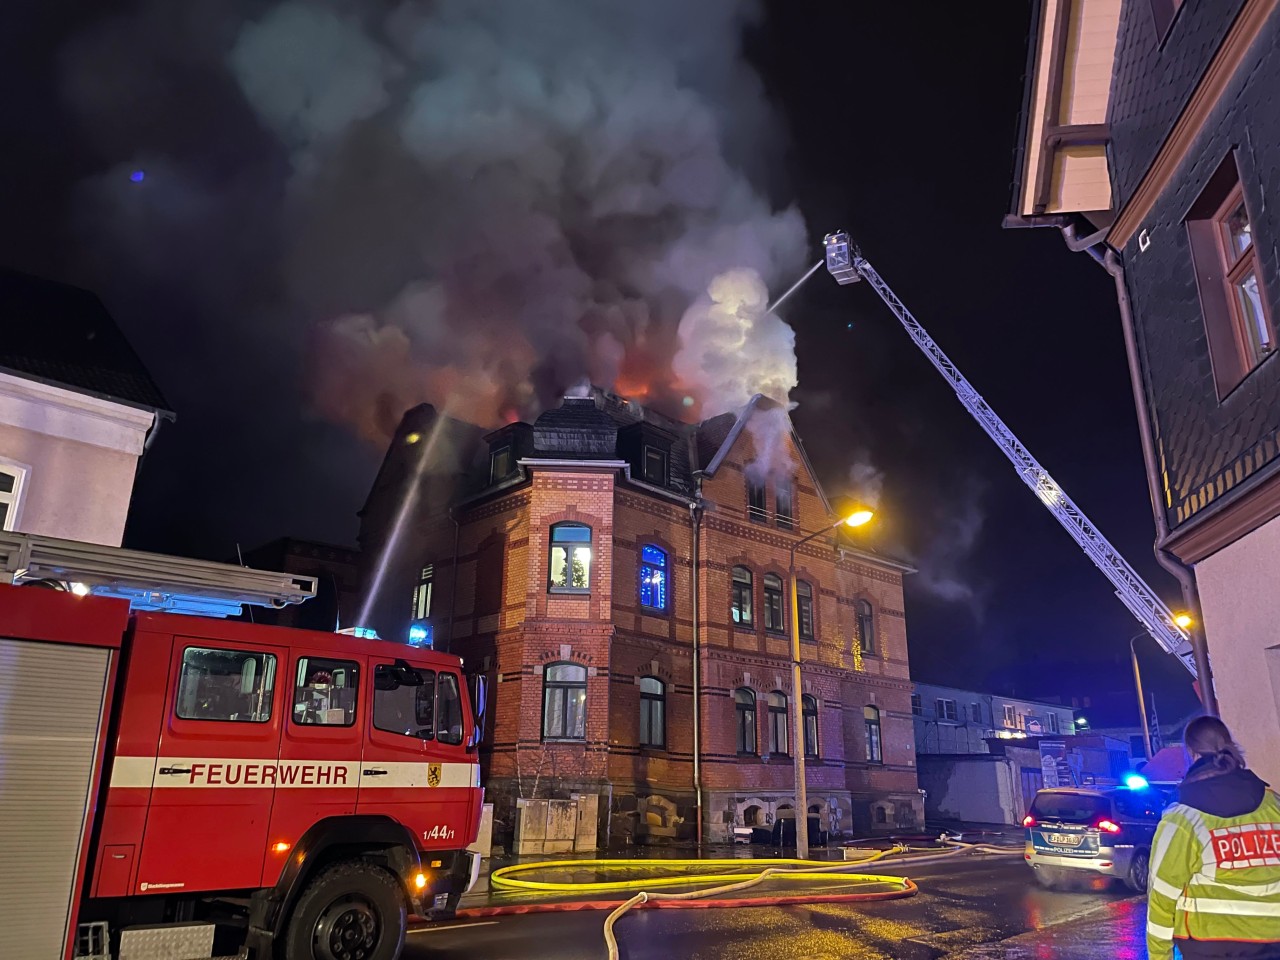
[1029,793,1110,823]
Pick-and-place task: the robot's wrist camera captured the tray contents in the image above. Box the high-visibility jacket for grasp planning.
[1146,784,1280,960]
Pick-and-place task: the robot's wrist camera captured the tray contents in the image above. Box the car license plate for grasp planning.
[1032,830,1098,857]
[1047,833,1081,846]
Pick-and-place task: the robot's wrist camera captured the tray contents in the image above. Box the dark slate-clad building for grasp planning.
[356,388,922,846]
[1007,0,1280,784]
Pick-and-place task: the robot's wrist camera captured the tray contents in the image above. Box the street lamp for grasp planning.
[1130,633,1154,760]
[789,508,874,859]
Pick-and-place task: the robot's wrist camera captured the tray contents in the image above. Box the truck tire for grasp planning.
[283,861,406,960]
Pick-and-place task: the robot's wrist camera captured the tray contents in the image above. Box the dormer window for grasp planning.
[643,445,668,485]
[490,445,514,484]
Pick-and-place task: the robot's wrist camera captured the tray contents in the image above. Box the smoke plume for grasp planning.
[848,451,886,507]
[911,478,988,621]
[61,0,806,458]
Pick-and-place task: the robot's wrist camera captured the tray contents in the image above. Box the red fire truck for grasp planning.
[1,532,486,960]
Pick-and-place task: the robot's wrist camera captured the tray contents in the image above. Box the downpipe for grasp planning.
[689,495,705,846]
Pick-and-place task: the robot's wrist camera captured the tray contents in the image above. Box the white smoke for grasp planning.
[912,480,987,620]
[849,451,885,507]
[60,0,806,447]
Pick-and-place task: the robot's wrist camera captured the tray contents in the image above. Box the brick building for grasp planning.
[1007,0,1280,782]
[357,388,922,843]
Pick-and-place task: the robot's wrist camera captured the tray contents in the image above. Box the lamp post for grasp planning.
[1130,633,1154,760]
[788,508,874,859]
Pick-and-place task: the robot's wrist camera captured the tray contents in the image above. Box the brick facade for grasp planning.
[357,391,922,846]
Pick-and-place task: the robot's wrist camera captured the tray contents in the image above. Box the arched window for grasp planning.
[731,566,753,626]
[549,523,592,592]
[864,705,882,763]
[875,806,888,824]
[639,677,665,748]
[856,600,875,654]
[763,573,785,632]
[797,580,815,641]
[743,804,762,827]
[803,695,819,758]
[768,692,789,755]
[735,688,757,754]
[542,662,587,740]
[639,545,668,611]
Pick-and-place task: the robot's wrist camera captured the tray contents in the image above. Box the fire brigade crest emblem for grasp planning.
[427,763,442,788]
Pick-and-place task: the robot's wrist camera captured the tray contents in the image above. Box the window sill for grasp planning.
[800,636,816,644]
[748,514,768,525]
[737,751,759,759]
[639,744,667,754]
[731,622,755,632]
[542,737,587,744]
[765,629,787,638]
[639,606,670,616]
[549,587,591,596]
[776,522,794,531]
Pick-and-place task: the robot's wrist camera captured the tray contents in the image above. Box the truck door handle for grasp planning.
[362,768,389,776]
[158,766,192,776]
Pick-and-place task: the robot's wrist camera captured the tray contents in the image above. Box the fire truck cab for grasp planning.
[1,533,485,960]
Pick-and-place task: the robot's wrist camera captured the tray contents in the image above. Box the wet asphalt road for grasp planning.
[405,858,1147,960]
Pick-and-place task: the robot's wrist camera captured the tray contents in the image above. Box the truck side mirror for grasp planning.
[467,675,488,749]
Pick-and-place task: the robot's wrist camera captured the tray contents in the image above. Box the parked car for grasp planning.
[1022,785,1164,892]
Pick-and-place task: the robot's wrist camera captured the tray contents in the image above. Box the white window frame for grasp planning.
[1002,704,1016,728]
[936,698,957,722]
[0,459,30,532]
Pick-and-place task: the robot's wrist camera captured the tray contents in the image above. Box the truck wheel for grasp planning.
[1125,850,1150,894]
[284,861,406,960]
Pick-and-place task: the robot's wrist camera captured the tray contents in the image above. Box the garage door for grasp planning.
[0,637,112,959]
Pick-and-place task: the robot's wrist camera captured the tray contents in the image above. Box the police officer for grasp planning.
[1147,716,1280,959]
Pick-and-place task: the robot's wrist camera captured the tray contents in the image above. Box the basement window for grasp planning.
[1187,152,1275,397]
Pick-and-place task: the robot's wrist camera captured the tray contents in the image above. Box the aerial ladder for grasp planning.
[0,530,316,617]
[813,231,1199,678]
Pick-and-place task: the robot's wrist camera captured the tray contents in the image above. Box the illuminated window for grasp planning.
[643,445,668,485]
[856,600,875,654]
[411,565,434,620]
[543,662,587,740]
[864,706,882,763]
[731,566,753,626]
[1003,704,1016,728]
[176,647,277,723]
[803,695,819,758]
[763,574,785,632]
[747,479,767,523]
[549,523,591,592]
[775,478,794,530]
[735,688,757,754]
[639,545,668,611]
[0,462,27,532]
[1188,152,1275,395]
[639,677,665,748]
[768,692,789,755]
[489,445,514,484]
[797,580,815,641]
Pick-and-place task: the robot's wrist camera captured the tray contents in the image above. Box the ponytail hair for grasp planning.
[1184,715,1246,775]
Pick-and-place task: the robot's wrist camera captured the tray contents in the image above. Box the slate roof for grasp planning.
[0,267,171,414]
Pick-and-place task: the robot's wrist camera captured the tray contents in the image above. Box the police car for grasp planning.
[1022,778,1165,893]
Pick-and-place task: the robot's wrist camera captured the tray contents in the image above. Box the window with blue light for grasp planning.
[639,545,668,611]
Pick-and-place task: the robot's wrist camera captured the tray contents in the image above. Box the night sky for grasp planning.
[1,1,1198,723]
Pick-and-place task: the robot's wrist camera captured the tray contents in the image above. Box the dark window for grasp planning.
[731,566,753,627]
[747,479,767,523]
[936,698,957,722]
[412,565,434,620]
[373,663,437,739]
[1188,153,1275,395]
[763,574,785,633]
[875,806,887,824]
[910,694,922,716]
[293,657,359,727]
[436,672,464,745]
[639,677,665,748]
[797,580,815,641]
[1028,793,1111,824]
[775,478,794,530]
[803,695,819,758]
[643,445,668,485]
[489,445,514,484]
[639,545,668,611]
[969,702,982,725]
[1130,734,1148,758]
[543,662,587,740]
[856,600,875,654]
[1147,0,1185,37]
[176,647,277,723]
[1047,712,1059,735]
[549,523,591,592]
[735,688,757,754]
[768,692,789,755]
[864,706,882,763]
